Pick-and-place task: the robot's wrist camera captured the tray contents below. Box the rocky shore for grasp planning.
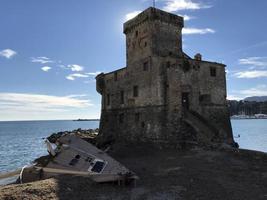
[0,130,267,200]
[46,128,98,144]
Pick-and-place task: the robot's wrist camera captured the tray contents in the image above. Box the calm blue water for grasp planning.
[232,119,267,153]
[0,119,266,174]
[0,120,99,174]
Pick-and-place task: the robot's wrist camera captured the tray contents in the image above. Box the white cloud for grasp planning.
[125,10,142,21]
[31,57,54,64]
[66,73,89,81]
[182,28,215,35]
[227,95,243,101]
[0,93,94,121]
[0,49,17,59]
[125,10,193,21]
[228,85,267,100]
[66,71,101,80]
[240,85,267,97]
[182,15,193,21]
[233,70,267,79]
[67,64,84,72]
[66,94,88,98]
[86,71,102,76]
[162,0,211,12]
[239,57,267,69]
[41,66,51,72]
[0,93,92,110]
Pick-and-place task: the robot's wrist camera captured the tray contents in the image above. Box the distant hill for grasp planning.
[228,99,267,116]
[244,96,267,102]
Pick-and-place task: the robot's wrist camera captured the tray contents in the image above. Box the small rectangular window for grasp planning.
[114,72,118,81]
[133,86,139,97]
[91,161,105,173]
[119,113,124,124]
[210,67,217,77]
[166,61,171,68]
[199,94,211,103]
[141,122,145,128]
[135,113,140,123]
[135,30,139,37]
[143,62,148,71]
[107,94,110,106]
[120,91,124,104]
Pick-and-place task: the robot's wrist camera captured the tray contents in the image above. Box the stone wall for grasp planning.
[96,7,234,146]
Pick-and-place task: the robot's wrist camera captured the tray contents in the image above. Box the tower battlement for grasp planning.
[124,7,185,64]
[123,7,184,34]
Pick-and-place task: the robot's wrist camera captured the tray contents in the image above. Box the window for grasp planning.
[144,42,147,47]
[143,61,148,71]
[135,30,139,37]
[210,67,217,77]
[107,94,110,106]
[166,61,171,68]
[120,91,124,104]
[114,72,118,81]
[91,161,105,173]
[135,113,140,123]
[141,122,145,128]
[183,60,190,72]
[119,113,124,124]
[199,94,211,104]
[133,86,139,97]
[69,154,81,166]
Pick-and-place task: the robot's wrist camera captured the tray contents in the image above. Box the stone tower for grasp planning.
[124,8,184,65]
[96,7,234,147]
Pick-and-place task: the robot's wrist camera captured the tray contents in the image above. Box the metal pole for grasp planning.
[153,0,155,8]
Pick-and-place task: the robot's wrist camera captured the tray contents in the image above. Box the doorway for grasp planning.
[182,92,189,109]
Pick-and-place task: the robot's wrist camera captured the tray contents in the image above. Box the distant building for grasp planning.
[96,7,234,146]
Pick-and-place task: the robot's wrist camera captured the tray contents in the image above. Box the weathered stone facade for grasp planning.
[96,7,234,146]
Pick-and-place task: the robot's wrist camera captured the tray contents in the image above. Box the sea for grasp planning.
[0,119,266,184]
[0,120,99,174]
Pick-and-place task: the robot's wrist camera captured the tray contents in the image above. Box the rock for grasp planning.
[47,128,98,143]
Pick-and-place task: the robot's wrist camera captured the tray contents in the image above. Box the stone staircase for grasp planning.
[183,110,219,144]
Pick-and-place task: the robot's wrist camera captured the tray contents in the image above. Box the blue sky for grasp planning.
[0,0,267,121]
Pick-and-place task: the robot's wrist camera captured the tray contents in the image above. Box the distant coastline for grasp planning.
[0,119,100,122]
[73,119,100,122]
[231,114,267,120]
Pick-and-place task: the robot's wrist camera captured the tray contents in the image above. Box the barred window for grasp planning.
[114,72,118,81]
[133,86,139,97]
[119,113,124,124]
[210,67,217,77]
[143,62,148,71]
[120,91,124,104]
[135,113,140,123]
[107,94,110,106]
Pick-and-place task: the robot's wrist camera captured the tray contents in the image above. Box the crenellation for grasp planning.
[124,7,184,34]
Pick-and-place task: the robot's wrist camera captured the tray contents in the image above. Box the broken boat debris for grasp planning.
[0,129,138,186]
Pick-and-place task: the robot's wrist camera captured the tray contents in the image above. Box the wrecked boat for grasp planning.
[0,131,138,185]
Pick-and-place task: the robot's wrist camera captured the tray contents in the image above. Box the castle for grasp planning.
[96,7,234,146]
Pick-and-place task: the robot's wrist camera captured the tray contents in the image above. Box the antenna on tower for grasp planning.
[153,0,156,8]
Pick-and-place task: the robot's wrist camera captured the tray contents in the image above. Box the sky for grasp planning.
[0,0,267,121]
